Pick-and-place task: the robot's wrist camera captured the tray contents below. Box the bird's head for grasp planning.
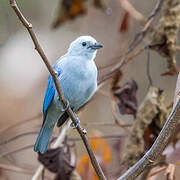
[67,36,103,60]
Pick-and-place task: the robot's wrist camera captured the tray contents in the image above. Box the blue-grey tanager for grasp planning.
[34,36,103,154]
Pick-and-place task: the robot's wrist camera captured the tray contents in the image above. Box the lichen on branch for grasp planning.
[150,0,180,75]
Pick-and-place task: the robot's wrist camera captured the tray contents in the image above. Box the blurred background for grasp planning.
[0,0,179,179]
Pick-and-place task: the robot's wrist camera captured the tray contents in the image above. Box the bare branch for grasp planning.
[0,131,38,146]
[117,88,180,179]
[166,164,175,180]
[0,163,51,180]
[0,113,41,135]
[68,134,127,141]
[98,46,145,71]
[0,145,34,158]
[9,1,106,179]
[148,166,167,178]
[82,122,132,127]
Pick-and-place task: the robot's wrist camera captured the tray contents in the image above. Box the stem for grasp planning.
[117,99,180,180]
[9,1,106,180]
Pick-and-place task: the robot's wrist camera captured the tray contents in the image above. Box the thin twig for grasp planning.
[0,133,126,159]
[148,160,180,178]
[0,163,52,180]
[125,46,146,64]
[0,145,34,158]
[9,1,106,180]
[41,168,45,180]
[0,163,33,175]
[98,46,145,71]
[148,166,167,178]
[0,113,41,135]
[0,131,38,146]
[97,89,110,97]
[82,122,132,127]
[166,164,175,180]
[68,134,127,141]
[145,44,153,87]
[32,121,71,180]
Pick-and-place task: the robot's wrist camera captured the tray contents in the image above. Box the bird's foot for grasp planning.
[70,116,80,128]
[60,100,70,112]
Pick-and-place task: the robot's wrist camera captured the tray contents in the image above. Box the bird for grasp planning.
[34,36,103,154]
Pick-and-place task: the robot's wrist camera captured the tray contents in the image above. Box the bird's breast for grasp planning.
[60,61,97,109]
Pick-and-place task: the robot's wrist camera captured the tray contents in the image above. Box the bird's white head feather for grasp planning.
[67,36,102,60]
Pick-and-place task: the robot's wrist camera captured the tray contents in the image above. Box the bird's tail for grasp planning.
[34,124,54,154]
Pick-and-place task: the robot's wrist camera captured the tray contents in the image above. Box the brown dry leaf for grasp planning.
[150,0,180,76]
[110,72,138,117]
[119,11,130,33]
[52,0,87,29]
[123,87,168,167]
[77,130,111,180]
[38,144,75,180]
[114,80,138,117]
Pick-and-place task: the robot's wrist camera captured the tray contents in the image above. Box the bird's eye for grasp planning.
[82,42,86,46]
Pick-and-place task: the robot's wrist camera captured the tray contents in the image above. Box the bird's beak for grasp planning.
[89,43,103,50]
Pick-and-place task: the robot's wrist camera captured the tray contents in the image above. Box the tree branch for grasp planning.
[117,95,180,179]
[9,1,106,180]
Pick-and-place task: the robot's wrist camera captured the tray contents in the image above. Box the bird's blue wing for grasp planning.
[43,60,62,121]
[43,75,55,121]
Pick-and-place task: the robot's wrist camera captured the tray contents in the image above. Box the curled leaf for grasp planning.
[115,80,138,117]
[38,144,75,180]
[110,72,138,117]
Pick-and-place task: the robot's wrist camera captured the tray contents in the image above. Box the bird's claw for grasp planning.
[70,117,80,128]
[60,100,70,112]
